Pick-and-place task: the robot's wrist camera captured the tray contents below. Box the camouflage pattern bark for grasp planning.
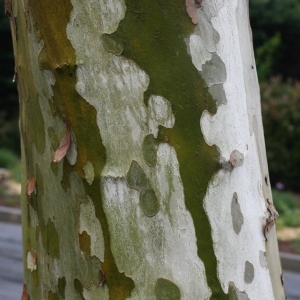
[9,0,285,299]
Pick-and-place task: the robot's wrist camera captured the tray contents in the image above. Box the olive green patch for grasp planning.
[155,278,181,300]
[127,160,159,217]
[142,134,158,167]
[35,164,59,257]
[58,277,66,298]
[48,290,59,300]
[48,126,59,150]
[44,218,60,258]
[27,95,45,155]
[127,160,150,189]
[74,278,84,300]
[140,189,159,217]
[50,161,58,175]
[102,34,124,55]
[79,230,91,255]
[32,268,39,287]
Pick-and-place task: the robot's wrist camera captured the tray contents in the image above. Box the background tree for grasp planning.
[250,0,300,80]
[0,0,19,153]
[9,0,285,299]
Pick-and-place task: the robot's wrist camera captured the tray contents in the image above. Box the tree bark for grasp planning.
[10,0,284,299]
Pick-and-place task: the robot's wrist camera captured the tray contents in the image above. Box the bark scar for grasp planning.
[264,199,279,241]
[186,0,202,24]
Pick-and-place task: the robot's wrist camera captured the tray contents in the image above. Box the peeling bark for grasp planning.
[10,0,285,299]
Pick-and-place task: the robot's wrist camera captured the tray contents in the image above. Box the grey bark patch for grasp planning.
[244,261,254,284]
[259,251,267,268]
[101,34,123,55]
[228,282,250,300]
[208,84,227,106]
[155,278,181,300]
[198,9,220,52]
[140,189,159,217]
[202,52,227,86]
[220,159,234,172]
[231,192,244,234]
[127,160,150,190]
[66,127,77,165]
[127,160,159,217]
[142,134,158,167]
[230,150,244,168]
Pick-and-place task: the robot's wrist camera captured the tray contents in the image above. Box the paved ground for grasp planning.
[0,221,299,299]
[0,221,23,300]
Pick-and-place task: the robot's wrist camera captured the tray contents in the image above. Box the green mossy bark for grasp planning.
[12,0,229,298]
[111,1,225,298]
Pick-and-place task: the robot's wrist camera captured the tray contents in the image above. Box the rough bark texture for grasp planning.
[10,0,285,299]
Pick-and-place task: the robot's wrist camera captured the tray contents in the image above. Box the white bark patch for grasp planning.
[192,0,277,298]
[102,144,211,299]
[189,34,212,71]
[67,0,177,177]
[66,127,78,166]
[79,196,105,260]
[27,251,37,271]
[147,95,175,138]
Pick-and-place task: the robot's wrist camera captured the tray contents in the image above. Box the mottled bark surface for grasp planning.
[10,0,285,299]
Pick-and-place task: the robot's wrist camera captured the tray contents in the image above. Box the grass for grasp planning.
[273,189,300,228]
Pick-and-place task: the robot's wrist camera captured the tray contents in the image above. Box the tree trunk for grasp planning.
[9,0,284,299]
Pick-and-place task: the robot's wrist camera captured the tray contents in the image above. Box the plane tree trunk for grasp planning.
[8,0,285,299]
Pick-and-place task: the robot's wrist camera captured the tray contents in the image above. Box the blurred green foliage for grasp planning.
[255,32,281,81]
[261,77,300,191]
[250,0,300,79]
[0,148,21,182]
[272,189,300,227]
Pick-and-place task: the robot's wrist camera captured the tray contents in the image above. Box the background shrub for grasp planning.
[261,77,300,191]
